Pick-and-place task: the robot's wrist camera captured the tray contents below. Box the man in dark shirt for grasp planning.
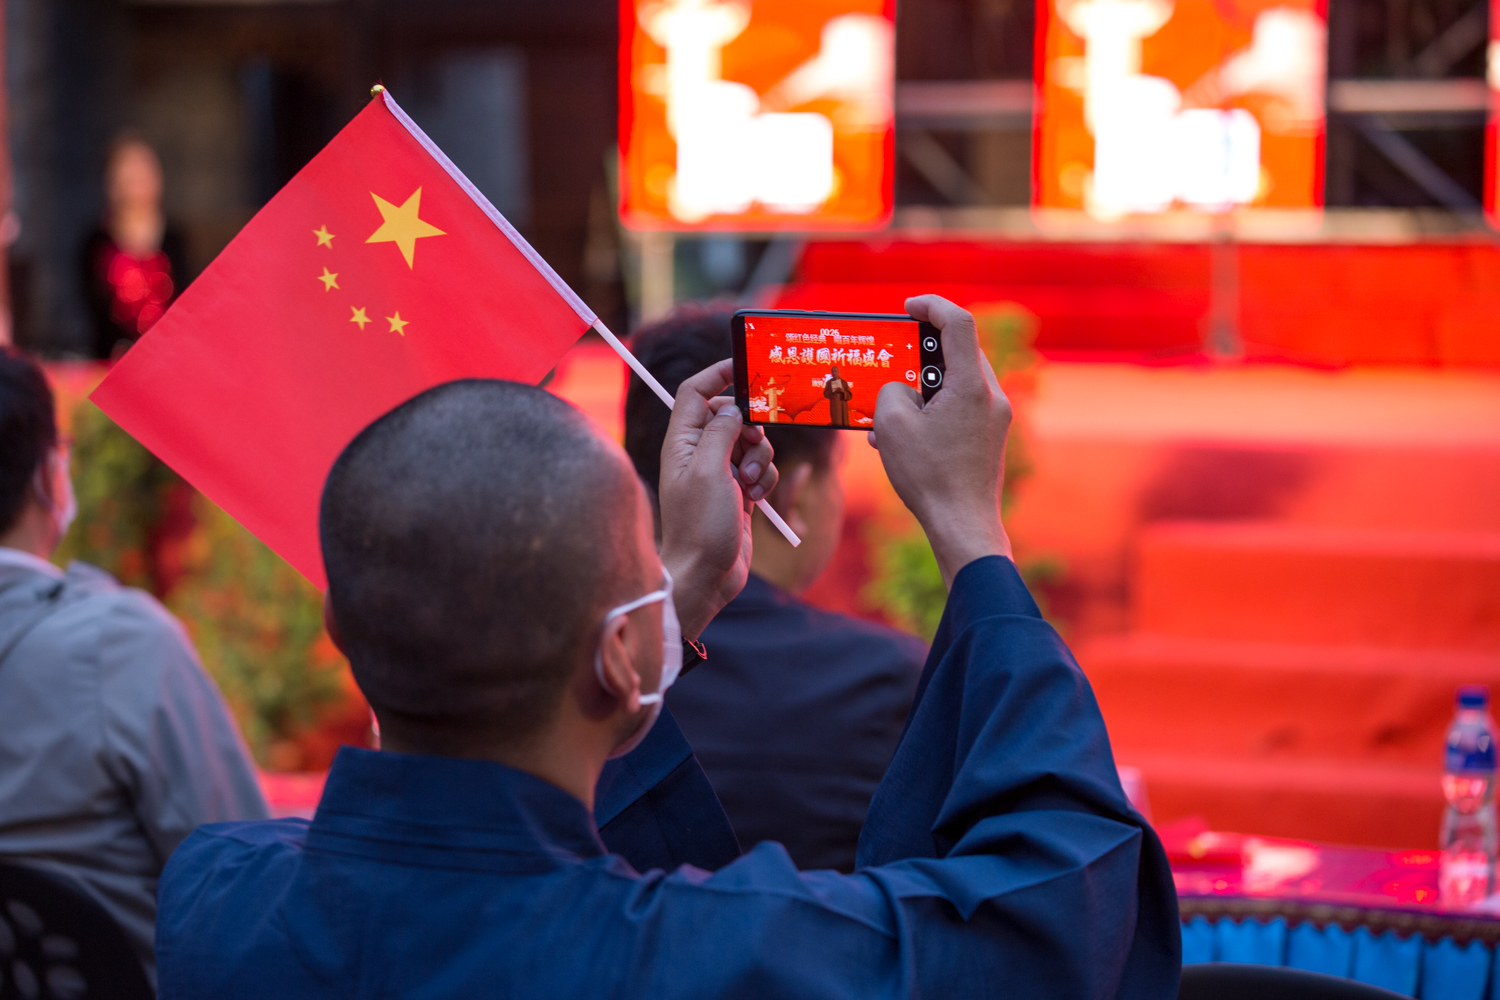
[625,304,925,871]
[155,296,1178,999]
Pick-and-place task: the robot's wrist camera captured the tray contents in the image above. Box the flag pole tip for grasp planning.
[370,84,386,97]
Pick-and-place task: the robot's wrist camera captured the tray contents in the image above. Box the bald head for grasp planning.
[320,380,646,752]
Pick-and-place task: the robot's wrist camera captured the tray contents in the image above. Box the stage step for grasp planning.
[1134,522,1500,651]
[1123,752,1444,849]
[1080,634,1500,768]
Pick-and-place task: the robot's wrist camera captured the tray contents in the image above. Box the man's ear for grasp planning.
[771,462,813,537]
[322,594,346,655]
[596,619,643,715]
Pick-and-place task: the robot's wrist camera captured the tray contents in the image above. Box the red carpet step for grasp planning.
[1081,635,1500,769]
[1135,523,1500,652]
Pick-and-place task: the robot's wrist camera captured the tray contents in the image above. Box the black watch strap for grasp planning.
[681,636,707,676]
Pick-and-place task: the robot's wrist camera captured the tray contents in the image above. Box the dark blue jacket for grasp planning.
[668,573,925,871]
[156,557,1181,999]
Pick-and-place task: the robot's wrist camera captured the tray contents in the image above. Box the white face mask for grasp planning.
[593,566,682,759]
[33,448,77,541]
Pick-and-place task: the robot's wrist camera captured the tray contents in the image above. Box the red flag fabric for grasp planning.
[91,91,596,589]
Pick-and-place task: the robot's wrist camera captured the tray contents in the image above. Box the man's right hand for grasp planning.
[870,295,1013,589]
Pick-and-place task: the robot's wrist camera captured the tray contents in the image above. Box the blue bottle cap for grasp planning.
[1459,686,1489,709]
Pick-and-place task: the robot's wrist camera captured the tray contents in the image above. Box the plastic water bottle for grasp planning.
[1440,686,1498,907]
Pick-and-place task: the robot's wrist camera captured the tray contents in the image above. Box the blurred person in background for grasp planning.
[0,348,267,985]
[83,135,187,360]
[624,303,925,872]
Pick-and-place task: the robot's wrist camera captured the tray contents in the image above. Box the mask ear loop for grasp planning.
[592,588,669,698]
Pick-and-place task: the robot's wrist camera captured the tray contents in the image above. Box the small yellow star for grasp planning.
[366,188,445,269]
[314,225,335,248]
[386,311,409,336]
[350,306,371,330]
[318,268,339,291]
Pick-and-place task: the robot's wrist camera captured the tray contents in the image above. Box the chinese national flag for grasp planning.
[91,91,597,589]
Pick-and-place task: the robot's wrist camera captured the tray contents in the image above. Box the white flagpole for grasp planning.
[591,318,802,548]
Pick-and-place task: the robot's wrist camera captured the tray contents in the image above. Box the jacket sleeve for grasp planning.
[596,707,741,873]
[854,555,1181,998]
[98,593,269,866]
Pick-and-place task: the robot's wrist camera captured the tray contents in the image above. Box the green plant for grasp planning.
[861,302,1065,641]
[54,402,180,592]
[165,496,345,764]
[56,400,345,766]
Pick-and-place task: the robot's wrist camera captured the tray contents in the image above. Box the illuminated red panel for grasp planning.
[1033,0,1326,218]
[618,0,895,231]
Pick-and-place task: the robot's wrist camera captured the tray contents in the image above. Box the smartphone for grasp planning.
[732,309,945,430]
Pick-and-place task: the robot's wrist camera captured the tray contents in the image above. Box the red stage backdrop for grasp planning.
[92,92,595,589]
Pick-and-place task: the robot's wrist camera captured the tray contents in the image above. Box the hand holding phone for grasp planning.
[732,309,945,431]
[870,295,1013,587]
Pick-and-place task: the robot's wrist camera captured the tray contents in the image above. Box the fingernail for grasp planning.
[749,485,764,501]
[742,462,761,483]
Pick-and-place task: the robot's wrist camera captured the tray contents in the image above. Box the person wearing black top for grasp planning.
[82,136,187,360]
[624,303,925,872]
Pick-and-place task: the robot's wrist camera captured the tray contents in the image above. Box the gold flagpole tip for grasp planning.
[371,84,386,97]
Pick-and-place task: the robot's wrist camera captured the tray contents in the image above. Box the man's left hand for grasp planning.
[658,360,777,640]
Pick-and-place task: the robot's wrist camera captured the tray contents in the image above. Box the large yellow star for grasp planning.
[350,306,371,330]
[365,188,445,268]
[386,311,409,336]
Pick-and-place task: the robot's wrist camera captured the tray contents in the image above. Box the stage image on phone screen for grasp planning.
[743,314,920,429]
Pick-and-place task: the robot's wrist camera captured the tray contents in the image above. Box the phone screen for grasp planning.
[740,313,921,429]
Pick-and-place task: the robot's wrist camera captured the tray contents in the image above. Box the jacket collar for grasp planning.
[306,747,608,872]
[730,572,796,610]
[0,547,64,582]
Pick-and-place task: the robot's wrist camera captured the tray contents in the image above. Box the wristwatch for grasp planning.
[682,636,708,676]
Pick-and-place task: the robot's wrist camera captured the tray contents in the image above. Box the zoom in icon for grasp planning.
[921,366,943,388]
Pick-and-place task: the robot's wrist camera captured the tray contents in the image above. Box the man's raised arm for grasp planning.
[855,296,1180,997]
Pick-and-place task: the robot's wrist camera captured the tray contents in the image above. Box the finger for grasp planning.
[873,380,922,423]
[737,436,777,501]
[661,361,735,473]
[733,423,769,483]
[676,359,735,408]
[867,430,879,450]
[905,295,995,395]
[695,398,747,475]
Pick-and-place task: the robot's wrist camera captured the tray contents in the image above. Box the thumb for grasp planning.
[873,380,922,430]
[691,400,745,474]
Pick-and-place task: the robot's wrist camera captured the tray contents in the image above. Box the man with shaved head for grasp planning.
[156,297,1179,1000]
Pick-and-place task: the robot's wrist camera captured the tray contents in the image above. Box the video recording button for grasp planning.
[921,366,943,388]
[922,336,938,353]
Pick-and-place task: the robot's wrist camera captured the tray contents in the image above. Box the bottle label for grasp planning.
[1448,747,1497,772]
[1447,729,1496,773]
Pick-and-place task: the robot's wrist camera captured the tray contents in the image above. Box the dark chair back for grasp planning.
[0,861,151,1000]
[1180,963,1412,1000]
